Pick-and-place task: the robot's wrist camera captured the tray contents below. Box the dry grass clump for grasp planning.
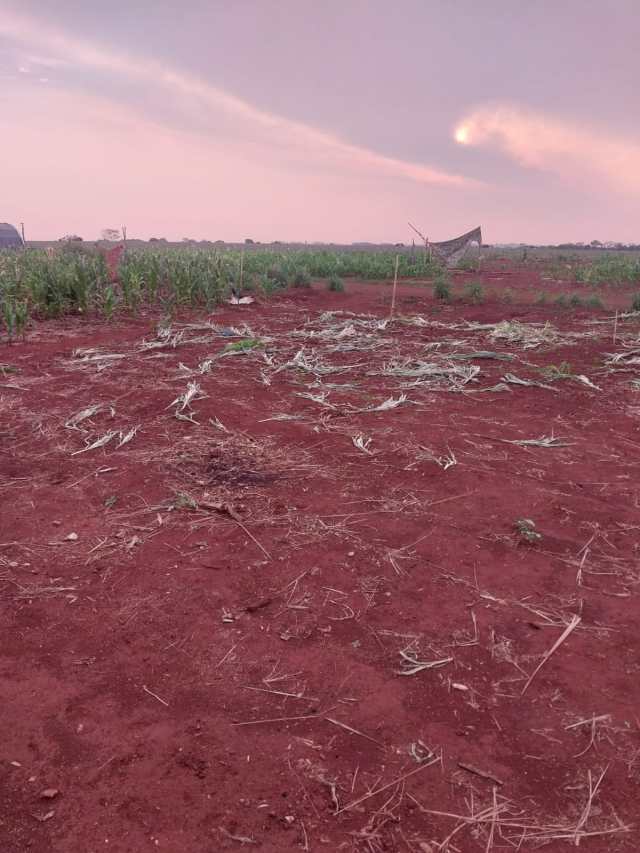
[166,432,316,490]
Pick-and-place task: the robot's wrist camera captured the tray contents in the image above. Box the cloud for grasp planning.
[0,84,476,242]
[0,9,476,189]
[24,53,73,69]
[454,103,640,194]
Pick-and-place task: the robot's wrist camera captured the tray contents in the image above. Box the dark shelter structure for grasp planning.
[431,226,482,267]
[0,223,23,249]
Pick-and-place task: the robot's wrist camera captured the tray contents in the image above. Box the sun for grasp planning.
[454,124,470,144]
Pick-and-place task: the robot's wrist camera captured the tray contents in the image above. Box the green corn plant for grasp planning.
[2,298,16,341]
[433,274,451,302]
[0,244,487,316]
[258,273,280,297]
[103,285,117,320]
[14,300,28,340]
[128,271,143,312]
[464,281,484,303]
[292,268,311,288]
[69,259,92,313]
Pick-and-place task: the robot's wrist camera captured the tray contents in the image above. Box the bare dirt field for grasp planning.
[2,273,640,852]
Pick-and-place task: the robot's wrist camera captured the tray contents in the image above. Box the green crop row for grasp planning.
[573,256,640,286]
[0,245,440,339]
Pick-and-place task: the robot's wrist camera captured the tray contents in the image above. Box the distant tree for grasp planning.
[590,240,603,247]
[244,238,255,245]
[59,235,95,257]
[101,228,121,242]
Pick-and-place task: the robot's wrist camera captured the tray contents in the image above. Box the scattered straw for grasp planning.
[521,614,581,694]
[198,500,271,560]
[72,430,118,456]
[352,434,374,455]
[502,372,559,392]
[335,757,440,815]
[65,404,109,430]
[457,762,504,786]
[502,434,573,448]
[142,684,169,707]
[396,648,453,676]
[168,381,206,423]
[116,425,140,448]
[351,394,409,414]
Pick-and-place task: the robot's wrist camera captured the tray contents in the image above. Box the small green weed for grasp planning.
[585,294,604,309]
[292,268,311,288]
[328,275,345,293]
[14,301,28,339]
[267,265,289,288]
[464,281,484,303]
[456,257,478,271]
[173,491,198,510]
[1,299,16,340]
[258,274,281,296]
[539,361,573,381]
[515,518,542,543]
[224,338,264,352]
[433,276,451,302]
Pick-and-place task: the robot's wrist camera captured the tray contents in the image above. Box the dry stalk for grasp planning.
[335,757,439,815]
[397,648,453,676]
[521,614,581,695]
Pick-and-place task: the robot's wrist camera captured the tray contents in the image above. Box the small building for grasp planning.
[0,223,23,249]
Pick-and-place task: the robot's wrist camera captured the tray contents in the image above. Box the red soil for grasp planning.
[2,277,640,852]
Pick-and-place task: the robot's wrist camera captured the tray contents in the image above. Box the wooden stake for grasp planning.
[389,254,399,319]
[613,310,618,344]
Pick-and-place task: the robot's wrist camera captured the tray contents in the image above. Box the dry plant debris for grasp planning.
[2,274,639,852]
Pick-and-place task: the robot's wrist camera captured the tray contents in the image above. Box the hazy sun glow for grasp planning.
[454,125,470,144]
[453,104,640,195]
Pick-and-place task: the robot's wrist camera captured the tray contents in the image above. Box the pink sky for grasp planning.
[1,2,639,243]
